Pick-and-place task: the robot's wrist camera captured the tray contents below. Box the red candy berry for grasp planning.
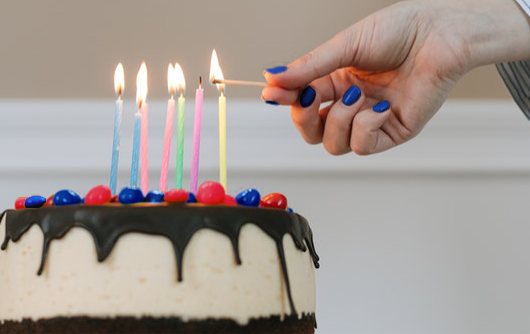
[260,193,288,210]
[44,195,54,207]
[85,185,112,205]
[223,195,237,206]
[110,195,119,203]
[196,181,225,205]
[14,197,28,210]
[165,189,189,203]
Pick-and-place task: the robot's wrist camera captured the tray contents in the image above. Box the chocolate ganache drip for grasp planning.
[0,204,319,315]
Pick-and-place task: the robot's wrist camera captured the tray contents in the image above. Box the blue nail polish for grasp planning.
[342,85,361,106]
[299,86,316,108]
[265,66,288,74]
[265,100,279,106]
[373,101,390,113]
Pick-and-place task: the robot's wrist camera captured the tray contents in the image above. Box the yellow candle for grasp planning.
[219,89,227,190]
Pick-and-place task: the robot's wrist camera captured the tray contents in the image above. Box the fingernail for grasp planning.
[265,66,288,74]
[265,100,279,106]
[342,85,361,106]
[373,101,390,113]
[299,86,316,108]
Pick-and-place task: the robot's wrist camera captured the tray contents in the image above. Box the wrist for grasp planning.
[428,0,530,69]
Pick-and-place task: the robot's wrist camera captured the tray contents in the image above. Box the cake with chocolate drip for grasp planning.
[0,183,319,334]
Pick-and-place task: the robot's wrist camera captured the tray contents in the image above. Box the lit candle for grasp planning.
[190,77,203,194]
[159,64,176,193]
[131,62,147,189]
[138,62,149,194]
[110,63,124,195]
[209,49,227,191]
[174,63,186,189]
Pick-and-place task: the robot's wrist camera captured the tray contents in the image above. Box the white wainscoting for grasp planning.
[1,99,530,334]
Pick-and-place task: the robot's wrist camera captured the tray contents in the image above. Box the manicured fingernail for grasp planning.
[265,100,279,106]
[373,101,390,113]
[342,85,361,106]
[265,66,288,74]
[299,86,316,108]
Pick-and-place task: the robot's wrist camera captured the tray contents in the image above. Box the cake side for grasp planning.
[0,205,317,326]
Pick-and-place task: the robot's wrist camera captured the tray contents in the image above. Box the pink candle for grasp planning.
[159,64,176,193]
[190,77,204,194]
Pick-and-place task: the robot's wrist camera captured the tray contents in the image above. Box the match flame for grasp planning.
[136,62,148,106]
[209,49,225,92]
[114,63,124,97]
[174,63,186,96]
[167,63,176,97]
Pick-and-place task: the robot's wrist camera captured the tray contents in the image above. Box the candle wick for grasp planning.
[199,76,202,88]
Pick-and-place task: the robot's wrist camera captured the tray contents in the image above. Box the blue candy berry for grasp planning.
[145,190,165,203]
[186,192,197,203]
[53,190,82,206]
[118,187,144,204]
[25,196,46,208]
[235,189,261,207]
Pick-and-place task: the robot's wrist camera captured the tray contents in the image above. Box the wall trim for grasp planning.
[1,99,529,176]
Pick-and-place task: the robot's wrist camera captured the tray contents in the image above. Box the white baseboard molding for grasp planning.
[1,99,529,176]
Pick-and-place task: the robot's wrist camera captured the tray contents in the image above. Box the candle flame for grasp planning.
[136,62,148,106]
[114,63,124,97]
[209,49,225,93]
[167,63,176,97]
[174,63,186,96]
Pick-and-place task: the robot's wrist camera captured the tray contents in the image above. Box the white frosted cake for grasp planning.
[0,188,319,333]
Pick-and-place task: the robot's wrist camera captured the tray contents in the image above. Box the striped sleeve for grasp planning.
[496,0,530,120]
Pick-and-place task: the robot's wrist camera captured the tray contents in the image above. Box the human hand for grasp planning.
[262,0,530,155]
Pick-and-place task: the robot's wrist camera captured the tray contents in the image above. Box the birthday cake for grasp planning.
[0,182,318,333]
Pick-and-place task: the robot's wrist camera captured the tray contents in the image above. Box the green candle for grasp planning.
[175,63,186,189]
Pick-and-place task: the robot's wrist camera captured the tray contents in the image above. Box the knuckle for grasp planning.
[323,141,343,156]
[350,142,372,156]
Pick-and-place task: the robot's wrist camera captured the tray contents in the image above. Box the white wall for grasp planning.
[1,99,530,333]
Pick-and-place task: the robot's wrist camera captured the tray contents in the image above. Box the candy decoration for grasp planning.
[223,195,237,206]
[196,181,225,205]
[118,187,144,205]
[288,207,294,213]
[235,189,261,207]
[165,189,189,203]
[146,190,165,203]
[186,192,197,203]
[110,195,119,203]
[53,190,82,207]
[260,193,288,210]
[14,197,28,210]
[25,196,47,209]
[85,185,112,205]
[44,195,54,207]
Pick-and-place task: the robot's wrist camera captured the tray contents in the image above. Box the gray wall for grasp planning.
[0,0,511,100]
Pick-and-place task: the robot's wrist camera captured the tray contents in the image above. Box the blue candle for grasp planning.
[130,110,142,187]
[110,63,124,195]
[110,98,123,194]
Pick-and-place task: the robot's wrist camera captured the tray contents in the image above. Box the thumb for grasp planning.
[264,28,358,90]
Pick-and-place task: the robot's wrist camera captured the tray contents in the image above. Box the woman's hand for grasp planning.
[262,0,530,155]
